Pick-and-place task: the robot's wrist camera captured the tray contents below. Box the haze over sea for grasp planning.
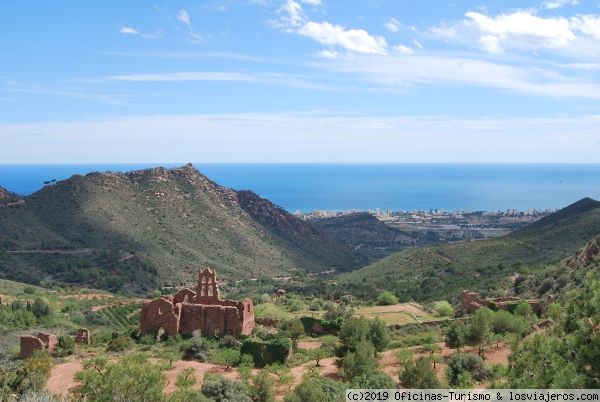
[1,164,599,213]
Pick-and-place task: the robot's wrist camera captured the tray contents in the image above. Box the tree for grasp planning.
[447,353,488,386]
[350,370,396,389]
[491,310,526,335]
[433,301,454,317]
[285,372,345,402]
[395,348,413,366]
[212,348,240,371]
[278,319,305,350]
[340,340,378,380]
[201,374,253,402]
[376,291,398,306]
[338,317,369,352]
[468,308,493,357]
[368,318,391,352]
[445,320,466,351]
[29,298,50,319]
[75,353,165,402]
[251,370,275,402]
[421,344,442,369]
[399,356,440,388]
[514,301,533,317]
[168,388,212,402]
[309,347,329,367]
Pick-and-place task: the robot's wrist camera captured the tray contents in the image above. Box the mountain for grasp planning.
[0,164,364,293]
[311,212,419,260]
[0,186,19,202]
[332,198,600,302]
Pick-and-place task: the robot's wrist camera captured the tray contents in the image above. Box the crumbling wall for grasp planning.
[20,335,45,359]
[140,297,180,336]
[75,328,91,344]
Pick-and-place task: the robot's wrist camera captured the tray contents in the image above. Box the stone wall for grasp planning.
[19,332,57,359]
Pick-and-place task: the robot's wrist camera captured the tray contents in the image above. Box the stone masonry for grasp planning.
[460,289,553,315]
[140,268,255,337]
[75,328,91,345]
[20,331,57,359]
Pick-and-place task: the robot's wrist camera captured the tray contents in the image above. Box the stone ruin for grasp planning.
[75,328,91,344]
[20,331,57,359]
[460,289,554,315]
[140,268,255,338]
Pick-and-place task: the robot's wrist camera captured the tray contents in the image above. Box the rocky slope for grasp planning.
[0,164,363,292]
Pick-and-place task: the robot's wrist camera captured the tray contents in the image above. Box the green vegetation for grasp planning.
[0,165,363,293]
[376,291,398,306]
[336,198,600,301]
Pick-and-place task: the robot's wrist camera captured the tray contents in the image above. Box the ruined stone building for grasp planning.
[140,268,254,337]
[460,289,554,315]
[20,332,57,359]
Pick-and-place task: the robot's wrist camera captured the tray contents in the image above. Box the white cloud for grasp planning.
[274,0,387,55]
[384,18,402,33]
[317,49,339,58]
[176,9,192,27]
[542,0,578,10]
[465,11,575,53]
[571,15,600,40]
[300,0,321,5]
[316,53,600,99]
[392,44,414,55]
[176,9,204,43]
[299,21,388,55]
[275,0,306,29]
[119,26,139,35]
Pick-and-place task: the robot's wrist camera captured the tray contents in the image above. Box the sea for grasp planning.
[1,164,599,213]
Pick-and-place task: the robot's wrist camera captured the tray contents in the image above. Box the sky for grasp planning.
[1,0,600,163]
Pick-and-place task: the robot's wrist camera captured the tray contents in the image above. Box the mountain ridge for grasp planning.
[0,164,362,292]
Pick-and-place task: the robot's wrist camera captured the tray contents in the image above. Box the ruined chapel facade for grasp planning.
[140,268,254,337]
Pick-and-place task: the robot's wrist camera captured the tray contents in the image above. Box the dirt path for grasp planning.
[164,360,241,394]
[46,361,83,397]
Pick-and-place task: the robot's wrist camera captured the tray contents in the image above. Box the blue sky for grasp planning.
[1,0,600,163]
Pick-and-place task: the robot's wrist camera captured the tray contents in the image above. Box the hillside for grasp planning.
[0,186,19,203]
[333,197,600,302]
[0,164,363,293]
[311,212,418,260]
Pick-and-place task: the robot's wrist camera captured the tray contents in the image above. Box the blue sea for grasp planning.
[0,164,599,212]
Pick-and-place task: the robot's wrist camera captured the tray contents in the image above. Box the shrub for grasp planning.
[180,336,215,361]
[340,341,377,380]
[433,301,454,317]
[57,335,76,357]
[201,374,252,402]
[285,372,345,402]
[176,367,196,388]
[106,336,131,352]
[400,356,440,388]
[240,337,291,367]
[447,353,488,385]
[376,291,398,306]
[278,319,305,349]
[212,348,241,370]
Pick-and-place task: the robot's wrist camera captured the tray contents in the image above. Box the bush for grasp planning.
[240,337,291,367]
[106,336,131,352]
[491,310,526,335]
[212,348,240,370]
[447,353,488,386]
[176,367,196,388]
[399,356,440,388]
[30,298,50,319]
[57,335,76,357]
[341,341,377,380]
[285,373,345,402]
[201,374,253,402]
[350,370,396,389]
[433,301,454,317]
[376,291,398,306]
[75,353,165,401]
[23,350,53,391]
[180,337,215,361]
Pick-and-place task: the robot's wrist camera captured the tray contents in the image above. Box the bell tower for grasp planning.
[195,267,221,303]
